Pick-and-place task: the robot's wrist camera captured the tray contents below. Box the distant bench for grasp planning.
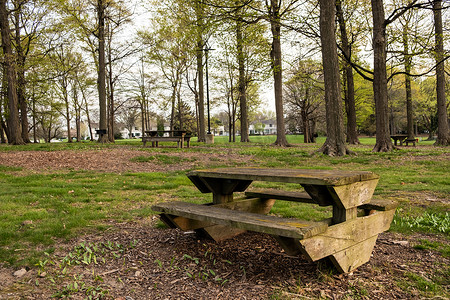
[152,168,398,273]
[391,134,417,146]
[142,130,191,148]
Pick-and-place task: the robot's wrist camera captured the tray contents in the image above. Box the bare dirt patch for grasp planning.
[1,220,448,299]
[0,148,253,173]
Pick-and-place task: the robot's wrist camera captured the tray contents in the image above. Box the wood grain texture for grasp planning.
[245,190,317,204]
[152,201,328,239]
[329,235,378,273]
[187,168,379,186]
[299,209,395,261]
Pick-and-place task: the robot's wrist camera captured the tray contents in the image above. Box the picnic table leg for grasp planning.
[329,235,378,273]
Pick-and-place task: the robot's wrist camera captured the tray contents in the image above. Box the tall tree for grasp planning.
[371,0,393,152]
[0,0,24,144]
[336,0,360,144]
[96,0,108,142]
[318,0,350,155]
[267,0,289,146]
[195,0,206,142]
[370,0,425,151]
[235,11,250,142]
[433,0,450,145]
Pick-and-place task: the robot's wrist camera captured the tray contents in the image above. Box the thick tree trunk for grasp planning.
[371,0,394,152]
[236,17,250,142]
[0,0,24,145]
[270,0,289,147]
[14,4,30,143]
[403,25,414,141]
[433,0,450,145]
[336,0,359,145]
[97,0,108,143]
[318,0,350,156]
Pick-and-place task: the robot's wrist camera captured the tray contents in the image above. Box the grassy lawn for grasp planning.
[0,136,448,298]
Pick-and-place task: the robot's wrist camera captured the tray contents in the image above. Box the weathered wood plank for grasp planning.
[214,197,276,215]
[198,225,246,242]
[245,190,318,204]
[273,236,304,256]
[326,179,379,209]
[332,206,357,224]
[359,198,398,211]
[152,201,328,239]
[299,209,395,261]
[162,198,275,232]
[329,235,378,273]
[187,168,379,186]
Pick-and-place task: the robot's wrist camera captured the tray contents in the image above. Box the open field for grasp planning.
[0,136,448,299]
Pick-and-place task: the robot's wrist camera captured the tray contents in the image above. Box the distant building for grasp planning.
[249,119,277,135]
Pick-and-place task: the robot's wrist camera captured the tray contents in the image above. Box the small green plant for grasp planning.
[393,211,450,234]
[182,254,199,264]
[154,259,163,268]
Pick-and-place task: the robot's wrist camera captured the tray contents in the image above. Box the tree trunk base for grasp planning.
[372,141,395,152]
[98,135,110,144]
[434,136,450,146]
[272,141,292,147]
[317,141,354,156]
[346,137,360,145]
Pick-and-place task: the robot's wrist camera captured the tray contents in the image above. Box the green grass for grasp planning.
[0,137,448,270]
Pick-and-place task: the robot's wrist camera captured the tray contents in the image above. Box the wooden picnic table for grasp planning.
[152,168,397,273]
[142,130,191,148]
[390,134,407,146]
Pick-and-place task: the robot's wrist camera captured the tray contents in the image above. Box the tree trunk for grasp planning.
[371,0,393,152]
[196,0,206,142]
[236,17,250,142]
[14,3,30,143]
[433,0,450,145]
[336,0,359,145]
[0,96,6,143]
[269,0,289,146]
[0,0,24,145]
[317,0,350,156]
[403,25,414,141]
[97,0,108,143]
[106,20,115,143]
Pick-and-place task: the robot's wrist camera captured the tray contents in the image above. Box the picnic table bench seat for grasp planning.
[152,200,329,239]
[245,190,398,211]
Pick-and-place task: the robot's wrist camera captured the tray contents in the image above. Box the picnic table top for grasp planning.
[187,168,379,186]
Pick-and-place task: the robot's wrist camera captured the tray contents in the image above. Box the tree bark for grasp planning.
[196,0,206,142]
[269,0,289,146]
[0,94,6,143]
[318,0,350,156]
[336,0,359,145]
[433,0,450,145]
[371,0,394,152]
[0,0,24,145]
[403,24,414,141]
[237,16,250,142]
[14,2,30,143]
[97,0,108,143]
